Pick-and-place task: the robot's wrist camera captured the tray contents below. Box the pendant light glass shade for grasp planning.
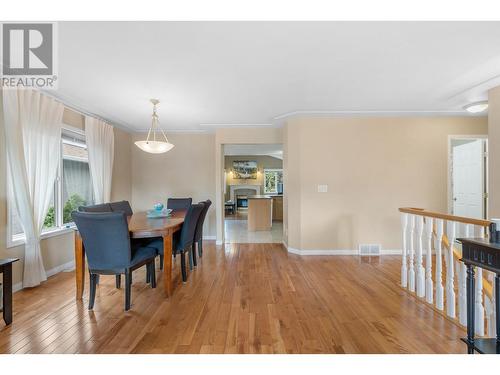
[134,99,175,154]
[134,140,175,154]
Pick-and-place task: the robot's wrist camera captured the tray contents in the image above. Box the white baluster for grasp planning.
[435,219,444,310]
[487,272,497,337]
[475,225,485,336]
[401,213,409,288]
[408,215,416,292]
[446,221,456,318]
[416,216,425,298]
[424,217,434,304]
[457,224,472,326]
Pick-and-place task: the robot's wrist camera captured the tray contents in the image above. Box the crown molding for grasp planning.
[199,123,276,128]
[273,109,486,121]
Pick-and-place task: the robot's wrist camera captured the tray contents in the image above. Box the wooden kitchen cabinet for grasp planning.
[272,195,283,221]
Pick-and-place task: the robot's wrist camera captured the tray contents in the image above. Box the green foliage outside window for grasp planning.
[42,193,86,228]
[43,206,55,228]
[63,194,86,223]
[265,172,277,193]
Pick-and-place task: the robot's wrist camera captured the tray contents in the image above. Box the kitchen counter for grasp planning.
[247,195,273,231]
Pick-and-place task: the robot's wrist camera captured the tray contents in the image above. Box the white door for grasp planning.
[452,139,485,219]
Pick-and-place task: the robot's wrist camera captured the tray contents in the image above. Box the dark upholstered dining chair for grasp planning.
[147,203,204,282]
[72,211,157,311]
[167,198,192,211]
[110,200,133,216]
[193,200,212,259]
[79,203,112,212]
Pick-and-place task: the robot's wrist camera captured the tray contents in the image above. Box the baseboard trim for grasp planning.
[12,260,76,293]
[215,240,223,245]
[285,244,402,256]
[202,236,216,240]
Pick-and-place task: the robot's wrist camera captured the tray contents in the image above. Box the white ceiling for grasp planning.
[54,21,500,132]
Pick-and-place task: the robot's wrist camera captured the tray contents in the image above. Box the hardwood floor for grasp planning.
[0,242,466,354]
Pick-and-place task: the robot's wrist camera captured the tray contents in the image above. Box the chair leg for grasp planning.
[125,269,132,311]
[89,274,97,310]
[198,239,203,258]
[192,243,197,268]
[115,274,121,289]
[188,246,193,270]
[160,254,164,270]
[150,261,156,288]
[180,252,187,282]
[146,263,151,283]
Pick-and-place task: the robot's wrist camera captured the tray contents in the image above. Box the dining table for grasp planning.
[74,209,186,300]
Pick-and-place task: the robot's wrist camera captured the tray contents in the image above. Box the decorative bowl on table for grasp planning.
[153,202,164,212]
[147,208,172,218]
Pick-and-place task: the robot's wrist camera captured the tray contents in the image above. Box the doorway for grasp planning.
[222,144,284,243]
[448,136,488,219]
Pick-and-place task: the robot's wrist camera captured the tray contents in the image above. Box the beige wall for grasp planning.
[131,132,216,237]
[0,101,132,287]
[285,116,488,251]
[489,86,500,218]
[214,127,283,242]
[224,155,282,200]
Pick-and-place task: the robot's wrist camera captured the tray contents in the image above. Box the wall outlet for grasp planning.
[317,184,328,193]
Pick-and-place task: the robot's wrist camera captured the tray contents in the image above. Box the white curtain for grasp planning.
[3,89,64,287]
[85,116,114,204]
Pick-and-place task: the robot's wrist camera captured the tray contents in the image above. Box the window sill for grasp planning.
[7,226,76,249]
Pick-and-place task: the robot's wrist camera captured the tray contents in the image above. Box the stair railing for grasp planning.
[399,207,494,336]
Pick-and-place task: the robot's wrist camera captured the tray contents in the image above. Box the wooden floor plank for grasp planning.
[0,242,466,353]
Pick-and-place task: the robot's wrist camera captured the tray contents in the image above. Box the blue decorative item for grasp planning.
[147,208,172,218]
[153,203,164,212]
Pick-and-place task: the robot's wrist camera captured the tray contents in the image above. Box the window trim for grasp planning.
[264,168,283,194]
[6,125,88,248]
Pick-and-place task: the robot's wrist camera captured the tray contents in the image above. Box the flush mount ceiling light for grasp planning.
[134,99,175,154]
[464,101,489,114]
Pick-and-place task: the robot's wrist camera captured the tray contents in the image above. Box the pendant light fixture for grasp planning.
[134,99,175,154]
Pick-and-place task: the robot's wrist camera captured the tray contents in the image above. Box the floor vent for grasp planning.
[359,244,382,256]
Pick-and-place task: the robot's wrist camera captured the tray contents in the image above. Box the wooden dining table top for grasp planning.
[127,210,187,238]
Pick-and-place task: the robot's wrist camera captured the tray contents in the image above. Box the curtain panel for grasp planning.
[85,116,114,204]
[3,89,64,287]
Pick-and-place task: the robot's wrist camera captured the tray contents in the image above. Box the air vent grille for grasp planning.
[359,244,381,256]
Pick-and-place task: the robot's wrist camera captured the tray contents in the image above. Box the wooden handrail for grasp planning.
[399,207,491,228]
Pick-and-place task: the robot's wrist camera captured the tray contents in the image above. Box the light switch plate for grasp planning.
[317,184,328,193]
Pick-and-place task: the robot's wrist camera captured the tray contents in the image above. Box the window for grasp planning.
[7,127,93,247]
[61,134,93,224]
[264,169,283,194]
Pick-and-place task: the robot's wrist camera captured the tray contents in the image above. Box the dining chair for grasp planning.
[193,199,212,259]
[146,203,204,282]
[79,203,113,212]
[72,211,157,311]
[110,200,133,216]
[167,198,192,211]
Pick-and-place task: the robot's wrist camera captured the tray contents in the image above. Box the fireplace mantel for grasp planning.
[229,184,260,202]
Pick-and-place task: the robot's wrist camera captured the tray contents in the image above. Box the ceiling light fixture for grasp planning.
[135,99,175,154]
[464,101,488,114]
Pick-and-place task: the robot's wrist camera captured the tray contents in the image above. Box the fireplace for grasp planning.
[236,196,248,208]
[229,184,260,202]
